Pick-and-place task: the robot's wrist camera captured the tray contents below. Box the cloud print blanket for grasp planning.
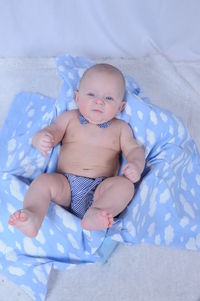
[0,54,200,301]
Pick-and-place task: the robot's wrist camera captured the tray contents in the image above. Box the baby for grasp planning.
[8,63,145,237]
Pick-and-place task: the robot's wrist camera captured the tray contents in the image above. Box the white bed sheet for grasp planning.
[0,53,200,301]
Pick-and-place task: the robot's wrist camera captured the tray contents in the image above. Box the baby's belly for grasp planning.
[57,143,119,178]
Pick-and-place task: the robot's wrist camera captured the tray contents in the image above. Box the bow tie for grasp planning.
[79,112,111,128]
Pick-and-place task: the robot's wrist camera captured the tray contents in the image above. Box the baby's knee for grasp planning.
[33,173,59,193]
[110,176,134,199]
[34,173,51,185]
[120,176,135,198]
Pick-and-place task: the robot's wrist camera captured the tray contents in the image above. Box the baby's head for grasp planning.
[79,63,125,101]
[75,63,126,125]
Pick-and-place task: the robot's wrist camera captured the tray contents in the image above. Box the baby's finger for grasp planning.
[42,137,51,144]
[42,136,54,144]
[131,173,140,182]
[42,132,54,140]
[121,164,130,174]
[124,166,134,175]
[46,132,54,141]
[128,169,139,177]
[41,141,53,148]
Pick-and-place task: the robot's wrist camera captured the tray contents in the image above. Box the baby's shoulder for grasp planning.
[113,118,131,130]
[60,109,78,120]
[55,110,78,127]
[113,119,134,140]
[64,109,78,116]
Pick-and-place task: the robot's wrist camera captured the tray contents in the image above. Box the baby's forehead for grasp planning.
[78,64,125,100]
[85,64,123,79]
[80,65,125,88]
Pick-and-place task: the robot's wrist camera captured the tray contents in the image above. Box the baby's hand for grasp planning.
[32,130,55,157]
[121,162,141,183]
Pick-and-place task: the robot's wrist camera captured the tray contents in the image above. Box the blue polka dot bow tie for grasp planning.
[79,112,111,128]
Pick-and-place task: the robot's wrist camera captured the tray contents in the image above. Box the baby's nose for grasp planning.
[94,97,104,104]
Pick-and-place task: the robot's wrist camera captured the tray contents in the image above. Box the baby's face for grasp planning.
[74,69,126,125]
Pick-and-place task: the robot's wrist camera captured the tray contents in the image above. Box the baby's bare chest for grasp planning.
[63,123,121,151]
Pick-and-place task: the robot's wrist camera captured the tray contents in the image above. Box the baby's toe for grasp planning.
[19,210,28,222]
[16,210,22,218]
[8,216,14,225]
[12,211,19,221]
[8,211,19,224]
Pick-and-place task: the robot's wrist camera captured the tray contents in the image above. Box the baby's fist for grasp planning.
[121,162,141,183]
[32,130,55,157]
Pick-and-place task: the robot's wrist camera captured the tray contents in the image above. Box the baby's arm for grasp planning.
[120,122,145,183]
[32,111,70,157]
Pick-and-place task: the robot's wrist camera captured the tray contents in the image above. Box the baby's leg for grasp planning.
[8,173,71,237]
[81,176,134,230]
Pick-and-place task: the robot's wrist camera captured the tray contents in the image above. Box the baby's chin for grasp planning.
[86,116,110,125]
[85,114,109,125]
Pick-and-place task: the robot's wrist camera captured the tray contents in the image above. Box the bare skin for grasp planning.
[8,64,145,236]
[8,209,40,238]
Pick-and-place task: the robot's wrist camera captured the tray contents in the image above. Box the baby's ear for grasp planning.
[118,100,126,113]
[74,90,79,103]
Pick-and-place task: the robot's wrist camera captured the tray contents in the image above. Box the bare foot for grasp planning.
[81,207,114,230]
[8,209,40,237]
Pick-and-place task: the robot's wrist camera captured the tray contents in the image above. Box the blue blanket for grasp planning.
[0,55,200,300]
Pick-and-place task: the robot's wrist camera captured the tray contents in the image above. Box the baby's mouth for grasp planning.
[92,108,103,113]
[87,110,106,124]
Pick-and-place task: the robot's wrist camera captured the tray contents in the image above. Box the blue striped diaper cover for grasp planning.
[65,173,105,219]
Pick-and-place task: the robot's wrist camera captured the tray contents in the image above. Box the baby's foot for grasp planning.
[8,209,40,237]
[81,207,114,230]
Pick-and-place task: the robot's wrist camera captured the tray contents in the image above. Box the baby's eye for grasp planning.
[105,96,113,101]
[88,92,95,97]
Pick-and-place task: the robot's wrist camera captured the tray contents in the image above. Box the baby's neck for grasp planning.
[78,112,111,128]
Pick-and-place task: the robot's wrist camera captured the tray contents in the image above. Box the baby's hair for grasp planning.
[79,63,126,98]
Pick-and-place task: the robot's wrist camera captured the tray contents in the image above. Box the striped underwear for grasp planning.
[65,173,105,219]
